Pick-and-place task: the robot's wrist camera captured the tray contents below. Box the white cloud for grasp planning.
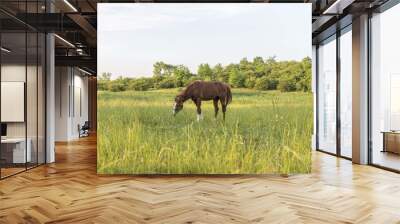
[98,3,258,32]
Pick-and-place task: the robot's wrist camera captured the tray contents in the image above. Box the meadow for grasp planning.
[97,88,313,174]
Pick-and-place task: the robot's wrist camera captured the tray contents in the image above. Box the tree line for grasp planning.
[98,56,312,92]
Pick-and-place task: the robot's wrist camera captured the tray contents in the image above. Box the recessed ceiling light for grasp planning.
[323,0,355,15]
[54,34,75,48]
[1,47,11,53]
[78,67,93,76]
[63,0,78,12]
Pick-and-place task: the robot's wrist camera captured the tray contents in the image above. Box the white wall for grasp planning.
[55,67,89,141]
[55,66,70,141]
[70,72,89,138]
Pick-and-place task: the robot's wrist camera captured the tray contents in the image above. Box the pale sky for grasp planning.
[98,3,311,78]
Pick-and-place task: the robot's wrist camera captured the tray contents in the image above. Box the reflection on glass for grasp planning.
[340,29,352,158]
[390,75,400,130]
[318,36,337,154]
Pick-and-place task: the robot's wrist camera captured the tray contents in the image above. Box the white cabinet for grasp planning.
[1,138,32,163]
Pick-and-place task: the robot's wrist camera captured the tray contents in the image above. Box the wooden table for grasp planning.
[381,131,400,154]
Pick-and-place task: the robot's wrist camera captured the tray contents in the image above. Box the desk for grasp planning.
[382,131,400,154]
[1,138,31,163]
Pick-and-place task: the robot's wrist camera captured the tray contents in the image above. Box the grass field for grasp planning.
[97,88,313,174]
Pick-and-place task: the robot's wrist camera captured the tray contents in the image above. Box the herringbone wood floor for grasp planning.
[1,135,400,224]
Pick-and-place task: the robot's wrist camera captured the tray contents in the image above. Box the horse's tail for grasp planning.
[226,86,232,105]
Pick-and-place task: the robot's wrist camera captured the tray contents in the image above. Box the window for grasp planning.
[317,35,337,154]
[370,3,400,171]
[340,27,352,158]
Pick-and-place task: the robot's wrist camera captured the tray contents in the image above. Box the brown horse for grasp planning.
[173,81,232,121]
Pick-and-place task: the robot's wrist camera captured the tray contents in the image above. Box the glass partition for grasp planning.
[317,35,337,154]
[0,2,46,179]
[1,31,28,177]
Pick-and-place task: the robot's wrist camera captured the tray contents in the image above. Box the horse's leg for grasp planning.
[222,105,227,121]
[213,98,219,119]
[220,98,227,121]
[195,99,202,121]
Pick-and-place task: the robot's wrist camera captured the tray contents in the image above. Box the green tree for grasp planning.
[97,72,112,91]
[198,63,214,80]
[173,65,192,87]
[297,57,312,92]
[229,68,245,88]
[239,57,252,72]
[244,70,256,88]
[255,76,278,90]
[213,63,227,82]
[101,56,312,92]
[153,61,175,77]
[224,64,238,84]
[253,56,265,78]
[238,57,257,88]
[264,56,277,78]
[153,61,164,77]
[99,72,111,81]
[129,78,154,91]
[109,76,129,92]
[277,78,296,92]
[156,77,176,89]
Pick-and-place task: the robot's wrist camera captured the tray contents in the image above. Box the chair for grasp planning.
[79,121,90,138]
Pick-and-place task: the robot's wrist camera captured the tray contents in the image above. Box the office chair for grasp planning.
[79,121,90,138]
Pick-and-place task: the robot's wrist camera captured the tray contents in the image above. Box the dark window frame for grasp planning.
[315,22,353,161]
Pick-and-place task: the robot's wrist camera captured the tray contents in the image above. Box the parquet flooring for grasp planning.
[1,135,400,223]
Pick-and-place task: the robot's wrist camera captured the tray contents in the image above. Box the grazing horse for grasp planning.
[173,81,232,121]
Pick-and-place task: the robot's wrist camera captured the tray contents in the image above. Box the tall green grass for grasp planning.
[97,89,313,174]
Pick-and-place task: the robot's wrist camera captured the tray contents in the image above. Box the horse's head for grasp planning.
[173,95,184,116]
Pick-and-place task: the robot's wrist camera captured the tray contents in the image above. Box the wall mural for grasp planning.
[97,3,313,174]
